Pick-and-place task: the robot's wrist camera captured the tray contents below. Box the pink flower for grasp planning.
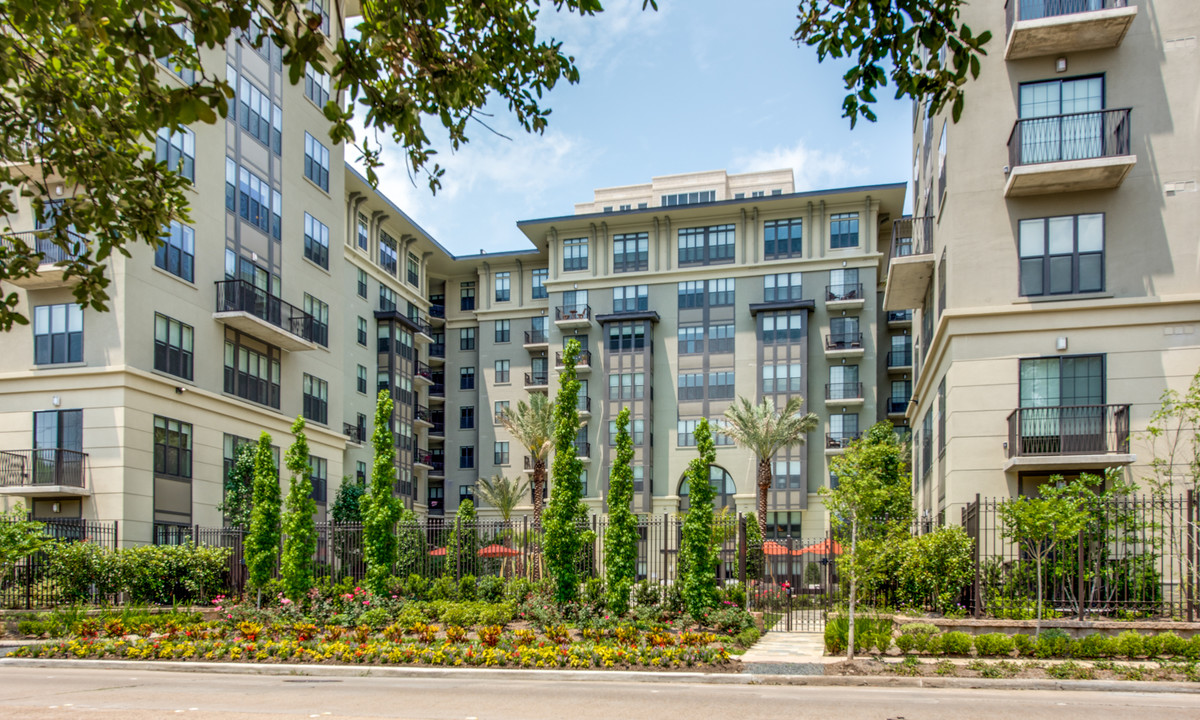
[281,598,292,605]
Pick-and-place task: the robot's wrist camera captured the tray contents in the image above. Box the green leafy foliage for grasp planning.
[824,614,893,655]
[217,444,256,529]
[46,541,228,604]
[362,390,401,595]
[475,473,530,523]
[395,508,425,578]
[281,417,316,600]
[604,407,638,616]
[679,419,718,617]
[245,432,280,594]
[743,511,765,580]
[445,499,479,578]
[0,505,50,575]
[544,339,584,603]
[794,0,993,127]
[330,478,366,524]
[1144,368,1200,494]
[973,632,1015,657]
[895,526,973,613]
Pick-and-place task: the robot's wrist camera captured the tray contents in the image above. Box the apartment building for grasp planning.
[887,0,1200,522]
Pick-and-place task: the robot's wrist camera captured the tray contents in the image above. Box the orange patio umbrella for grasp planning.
[428,547,447,556]
[477,543,519,558]
[761,540,793,556]
[793,538,844,556]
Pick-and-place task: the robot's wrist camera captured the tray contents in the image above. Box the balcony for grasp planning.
[887,310,913,325]
[825,433,862,453]
[825,382,864,406]
[577,396,592,417]
[524,455,535,473]
[414,449,434,470]
[414,361,433,385]
[824,333,865,358]
[555,304,592,328]
[214,279,318,351]
[524,329,549,349]
[0,230,87,289]
[343,423,365,444]
[574,441,591,461]
[825,283,865,309]
[556,349,591,373]
[429,421,445,439]
[0,449,90,497]
[429,383,445,402]
[1005,0,1137,60]
[428,304,446,325]
[1004,403,1136,472]
[414,405,433,427]
[524,371,549,391]
[887,349,913,371]
[429,460,445,477]
[1005,108,1135,197]
[887,398,910,417]
[429,343,445,364]
[427,497,444,516]
[884,216,935,311]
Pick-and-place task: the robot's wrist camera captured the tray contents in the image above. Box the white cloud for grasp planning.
[536,0,669,72]
[731,140,869,192]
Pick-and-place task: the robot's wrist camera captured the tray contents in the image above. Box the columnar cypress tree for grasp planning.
[395,507,425,577]
[245,432,280,605]
[362,389,401,595]
[445,498,479,578]
[281,417,316,600]
[680,418,718,617]
[543,338,584,603]
[604,407,637,616]
[218,443,256,529]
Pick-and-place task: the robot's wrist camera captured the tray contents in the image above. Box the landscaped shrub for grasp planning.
[720,582,747,609]
[1034,628,1073,659]
[1115,630,1145,659]
[1013,633,1035,656]
[824,615,893,654]
[633,580,660,608]
[45,541,120,601]
[458,575,477,601]
[583,578,606,610]
[45,541,228,605]
[477,575,505,603]
[973,632,1016,657]
[703,606,755,634]
[1075,632,1117,658]
[1158,632,1187,658]
[428,576,457,602]
[894,527,974,614]
[735,627,761,649]
[895,622,938,653]
[940,631,972,656]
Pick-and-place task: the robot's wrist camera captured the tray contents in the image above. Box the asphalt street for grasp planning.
[2,666,1200,720]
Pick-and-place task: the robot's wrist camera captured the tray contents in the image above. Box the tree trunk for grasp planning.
[532,460,545,528]
[756,459,772,539]
[847,518,857,661]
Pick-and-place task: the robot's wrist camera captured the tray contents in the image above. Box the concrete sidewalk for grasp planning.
[738,631,830,675]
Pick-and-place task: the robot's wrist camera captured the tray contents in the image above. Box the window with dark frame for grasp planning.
[829,213,860,249]
[460,281,476,310]
[764,218,803,259]
[154,313,193,380]
[459,445,475,469]
[153,416,192,479]
[33,303,83,365]
[563,237,588,271]
[156,220,195,282]
[495,320,511,343]
[495,271,511,302]
[460,327,476,350]
[303,132,330,191]
[613,232,649,272]
[303,373,328,424]
[460,366,475,390]
[1018,213,1104,297]
[531,268,548,299]
[460,406,475,429]
[495,359,510,383]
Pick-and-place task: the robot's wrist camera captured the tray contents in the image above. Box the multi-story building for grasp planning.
[887,0,1199,522]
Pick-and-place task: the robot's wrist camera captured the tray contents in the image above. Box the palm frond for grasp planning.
[499,393,555,460]
[474,473,530,521]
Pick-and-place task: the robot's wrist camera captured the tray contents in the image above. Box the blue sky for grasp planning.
[357,0,912,256]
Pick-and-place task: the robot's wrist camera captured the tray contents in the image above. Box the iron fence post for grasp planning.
[972,494,981,619]
[1190,490,1196,622]
[738,513,747,588]
[1077,528,1085,621]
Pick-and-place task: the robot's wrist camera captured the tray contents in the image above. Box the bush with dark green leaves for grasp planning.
[940,631,973,656]
[824,614,894,654]
[1034,628,1074,659]
[1013,633,1035,656]
[973,632,1016,657]
[46,541,229,605]
[477,575,505,603]
[895,622,938,653]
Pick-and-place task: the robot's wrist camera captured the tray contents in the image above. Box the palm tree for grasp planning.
[718,396,820,539]
[475,473,530,523]
[499,394,555,527]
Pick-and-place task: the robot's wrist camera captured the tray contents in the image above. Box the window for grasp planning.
[608,373,645,400]
[613,232,649,272]
[677,281,704,308]
[761,312,804,345]
[762,364,803,394]
[303,294,329,347]
[494,442,510,466]
[764,218,803,259]
[708,371,735,399]
[532,268,548,299]
[156,127,195,181]
[773,460,804,489]
[830,316,860,347]
[1020,355,1104,409]
[236,74,282,152]
[154,416,192,479]
[609,419,645,446]
[830,365,860,400]
[708,278,734,306]
[563,237,588,272]
[304,64,330,107]
[679,373,704,401]
[460,281,476,311]
[1019,214,1104,296]
[303,132,330,191]
[406,253,419,286]
[460,366,475,390]
[356,461,367,484]
[233,161,281,238]
[488,271,510,302]
[355,269,368,299]
[460,327,476,350]
[353,316,366,346]
[356,364,367,394]
[223,331,281,408]
[459,446,475,469]
[829,268,860,301]
[458,405,476,430]
[493,319,511,344]
[633,466,644,493]
[831,413,859,442]
[33,303,83,365]
[678,224,735,265]
[608,322,647,352]
[151,219,196,283]
[303,374,328,424]
[485,358,507,384]
[154,314,193,380]
[678,326,704,354]
[303,213,329,269]
[708,324,735,353]
[378,233,398,275]
[613,285,648,313]
[764,272,803,302]
[661,190,715,206]
[1018,76,1105,164]
[309,456,327,504]
[159,23,195,84]
[677,419,699,447]
[356,213,369,251]
[830,212,860,249]
[580,469,589,497]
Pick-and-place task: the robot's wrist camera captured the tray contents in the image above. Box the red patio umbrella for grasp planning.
[428,546,447,556]
[793,538,843,556]
[477,543,519,558]
[761,540,793,556]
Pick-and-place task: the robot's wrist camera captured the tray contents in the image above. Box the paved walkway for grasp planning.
[739,631,831,675]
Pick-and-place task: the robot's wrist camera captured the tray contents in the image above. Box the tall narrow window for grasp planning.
[33,303,83,365]
[531,268,548,299]
[563,237,588,271]
[356,213,369,250]
[304,294,329,347]
[764,218,803,259]
[303,213,329,269]
[460,366,475,390]
[379,232,397,275]
[304,64,330,107]
[156,127,195,181]
[154,314,193,380]
[407,252,419,286]
[303,132,330,191]
[495,359,510,383]
[156,220,195,282]
[829,213,859,249]
[495,320,510,343]
[460,281,476,311]
[356,268,367,298]
[153,416,193,478]
[356,364,367,394]
[495,271,511,302]
[460,327,476,350]
[303,374,328,424]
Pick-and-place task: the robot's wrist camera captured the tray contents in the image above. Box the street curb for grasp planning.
[2,658,1200,693]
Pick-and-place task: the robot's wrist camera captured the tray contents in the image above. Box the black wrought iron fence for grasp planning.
[1,518,118,609]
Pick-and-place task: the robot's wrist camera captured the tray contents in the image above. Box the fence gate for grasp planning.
[747,532,836,634]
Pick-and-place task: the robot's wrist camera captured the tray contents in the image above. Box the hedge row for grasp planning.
[45,541,230,605]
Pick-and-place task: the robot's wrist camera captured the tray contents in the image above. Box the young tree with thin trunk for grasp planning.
[499,394,555,526]
[604,407,638,616]
[245,432,280,607]
[680,418,718,617]
[544,339,584,603]
[719,396,819,539]
[362,390,401,595]
[281,417,316,601]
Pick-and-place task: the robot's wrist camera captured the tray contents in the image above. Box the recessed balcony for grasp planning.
[1,231,87,290]
[0,449,90,498]
[887,398,909,419]
[883,217,935,312]
[556,349,591,373]
[824,433,862,454]
[414,449,434,470]
[428,304,445,326]
[524,371,549,392]
[577,396,592,418]
[887,350,913,372]
[1005,108,1135,197]
[1004,403,1136,472]
[342,423,365,444]
[414,405,433,428]
[214,279,319,351]
[1005,0,1137,61]
[428,342,445,365]
[524,329,549,349]
[555,304,592,328]
[825,382,864,407]
[825,283,865,310]
[574,441,591,462]
[414,361,433,386]
[428,459,445,478]
[824,333,865,358]
[429,383,445,403]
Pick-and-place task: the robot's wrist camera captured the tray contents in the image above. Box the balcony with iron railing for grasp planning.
[429,460,445,476]
[887,310,913,325]
[428,304,445,322]
[1005,0,1137,60]
[1004,403,1135,471]
[887,398,910,416]
[0,449,90,497]
[0,230,88,289]
[414,449,433,469]
[414,361,433,384]
[525,371,549,390]
[429,421,445,438]
[825,283,864,305]
[884,216,936,311]
[574,441,591,459]
[1005,108,1135,197]
[577,396,592,415]
[556,349,591,372]
[429,343,446,362]
[887,349,913,370]
[524,329,549,348]
[429,383,445,400]
[213,279,318,351]
[343,423,365,444]
[824,333,864,354]
[555,304,592,327]
[825,382,864,404]
[825,433,862,452]
[414,405,432,426]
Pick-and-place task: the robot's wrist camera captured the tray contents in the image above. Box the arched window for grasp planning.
[678,465,736,512]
